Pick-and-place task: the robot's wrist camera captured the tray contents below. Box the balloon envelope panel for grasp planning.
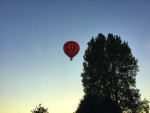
[63,41,80,60]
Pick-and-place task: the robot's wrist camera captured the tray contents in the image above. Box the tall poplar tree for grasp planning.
[75,33,149,113]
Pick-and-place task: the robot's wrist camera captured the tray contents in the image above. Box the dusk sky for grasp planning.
[0,0,150,113]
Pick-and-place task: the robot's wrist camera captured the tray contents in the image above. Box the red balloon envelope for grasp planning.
[63,41,80,61]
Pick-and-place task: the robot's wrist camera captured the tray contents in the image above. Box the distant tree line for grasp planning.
[31,104,49,113]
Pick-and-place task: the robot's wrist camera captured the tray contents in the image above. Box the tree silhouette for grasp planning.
[75,33,149,113]
[31,104,49,113]
[76,94,121,113]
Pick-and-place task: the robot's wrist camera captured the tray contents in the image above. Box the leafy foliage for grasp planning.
[76,94,121,113]
[31,104,49,113]
[75,33,149,113]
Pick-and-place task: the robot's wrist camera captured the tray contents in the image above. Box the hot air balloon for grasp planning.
[63,41,80,61]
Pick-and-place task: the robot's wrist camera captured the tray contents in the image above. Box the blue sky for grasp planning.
[0,0,150,113]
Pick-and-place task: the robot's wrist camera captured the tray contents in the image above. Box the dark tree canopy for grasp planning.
[76,94,121,113]
[75,33,149,113]
[31,104,49,113]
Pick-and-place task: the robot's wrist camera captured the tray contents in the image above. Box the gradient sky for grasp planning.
[0,0,150,113]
